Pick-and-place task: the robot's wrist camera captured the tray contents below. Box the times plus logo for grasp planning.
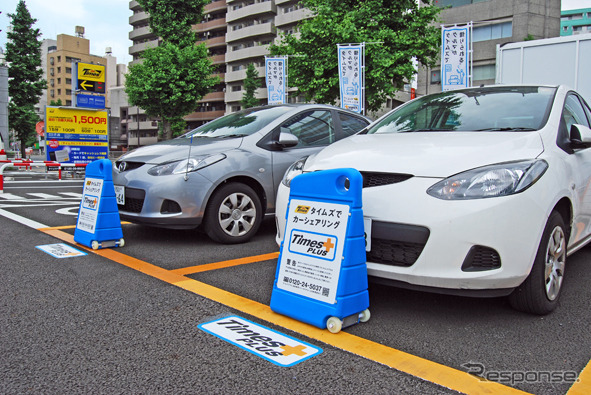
[288,230,337,260]
[199,316,322,366]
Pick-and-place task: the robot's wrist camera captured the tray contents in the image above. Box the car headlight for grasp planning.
[282,156,309,187]
[147,154,226,176]
[427,159,548,200]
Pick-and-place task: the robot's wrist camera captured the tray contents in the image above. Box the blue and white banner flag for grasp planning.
[441,24,472,91]
[338,44,364,114]
[266,57,287,105]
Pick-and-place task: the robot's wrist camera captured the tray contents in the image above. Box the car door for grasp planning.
[266,109,368,210]
[561,93,591,245]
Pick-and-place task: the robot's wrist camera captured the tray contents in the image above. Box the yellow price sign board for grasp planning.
[45,107,109,163]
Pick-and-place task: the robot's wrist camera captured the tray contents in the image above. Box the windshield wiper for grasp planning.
[217,134,248,139]
[475,127,537,131]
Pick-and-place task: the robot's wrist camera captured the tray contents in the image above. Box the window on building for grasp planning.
[473,21,512,42]
[232,85,242,92]
[431,69,441,84]
[232,105,241,112]
[473,64,496,81]
[66,67,72,74]
[66,78,72,85]
[49,57,54,65]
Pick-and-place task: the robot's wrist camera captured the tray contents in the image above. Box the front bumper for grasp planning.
[275,176,551,292]
[113,165,215,229]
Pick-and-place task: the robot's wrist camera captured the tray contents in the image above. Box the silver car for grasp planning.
[113,104,370,243]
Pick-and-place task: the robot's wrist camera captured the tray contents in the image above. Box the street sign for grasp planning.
[77,94,106,109]
[77,62,106,93]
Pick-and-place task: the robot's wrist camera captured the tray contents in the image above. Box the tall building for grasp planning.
[46,29,106,107]
[416,0,561,98]
[127,0,313,143]
[561,8,591,36]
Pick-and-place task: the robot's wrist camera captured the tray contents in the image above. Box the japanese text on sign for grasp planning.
[441,24,471,91]
[45,107,109,163]
[266,57,287,105]
[278,199,350,304]
[338,44,364,114]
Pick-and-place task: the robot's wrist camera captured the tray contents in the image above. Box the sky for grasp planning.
[1,0,591,67]
[1,0,132,64]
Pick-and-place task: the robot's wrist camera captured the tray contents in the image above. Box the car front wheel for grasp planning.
[204,183,263,244]
[509,211,567,315]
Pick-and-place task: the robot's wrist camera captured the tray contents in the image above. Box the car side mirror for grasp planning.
[570,124,591,148]
[278,127,299,148]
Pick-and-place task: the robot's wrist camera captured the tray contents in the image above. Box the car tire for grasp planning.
[204,183,263,244]
[509,211,567,315]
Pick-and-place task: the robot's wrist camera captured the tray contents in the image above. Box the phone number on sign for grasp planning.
[282,276,325,293]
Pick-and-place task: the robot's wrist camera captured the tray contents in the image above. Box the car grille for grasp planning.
[120,187,145,213]
[360,172,413,188]
[115,161,144,172]
[367,221,429,267]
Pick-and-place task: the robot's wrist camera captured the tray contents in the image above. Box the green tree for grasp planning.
[125,0,218,140]
[49,99,63,106]
[125,41,218,139]
[241,63,261,108]
[136,0,208,46]
[5,0,45,156]
[270,0,441,114]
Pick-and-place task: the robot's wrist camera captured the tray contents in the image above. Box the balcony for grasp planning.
[227,22,275,42]
[127,136,159,146]
[224,87,266,103]
[201,35,226,49]
[129,39,160,56]
[225,44,269,63]
[209,54,226,64]
[225,66,265,83]
[129,26,154,41]
[185,109,226,122]
[227,2,277,23]
[200,91,225,101]
[195,18,227,33]
[204,0,227,13]
[130,10,150,25]
[275,8,310,27]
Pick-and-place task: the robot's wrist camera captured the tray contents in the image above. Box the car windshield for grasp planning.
[366,86,557,134]
[181,106,293,138]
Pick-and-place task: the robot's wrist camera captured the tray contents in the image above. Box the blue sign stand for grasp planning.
[270,168,370,333]
[74,159,124,250]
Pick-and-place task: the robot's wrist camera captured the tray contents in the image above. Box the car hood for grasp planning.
[117,137,243,164]
[307,132,544,178]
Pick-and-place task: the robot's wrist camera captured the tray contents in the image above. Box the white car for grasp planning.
[276,85,591,314]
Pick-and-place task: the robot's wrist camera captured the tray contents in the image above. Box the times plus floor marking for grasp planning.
[34,224,537,395]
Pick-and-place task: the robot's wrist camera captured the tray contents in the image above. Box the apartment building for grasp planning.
[46,31,106,108]
[417,0,561,98]
[561,8,591,36]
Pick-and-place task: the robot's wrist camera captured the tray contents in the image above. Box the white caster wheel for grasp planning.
[119,238,125,247]
[326,317,342,333]
[91,241,99,250]
[359,309,371,323]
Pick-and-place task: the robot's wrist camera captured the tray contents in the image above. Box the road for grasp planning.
[0,173,589,394]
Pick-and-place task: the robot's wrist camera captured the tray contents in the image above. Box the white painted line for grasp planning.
[59,192,83,198]
[0,208,48,229]
[0,193,23,200]
[27,193,65,199]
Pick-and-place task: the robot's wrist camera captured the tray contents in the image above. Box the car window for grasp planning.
[562,94,589,131]
[365,86,556,134]
[339,113,369,137]
[183,106,293,138]
[280,110,334,147]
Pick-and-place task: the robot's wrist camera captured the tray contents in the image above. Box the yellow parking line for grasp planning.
[170,252,280,275]
[39,227,534,394]
[567,360,591,394]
